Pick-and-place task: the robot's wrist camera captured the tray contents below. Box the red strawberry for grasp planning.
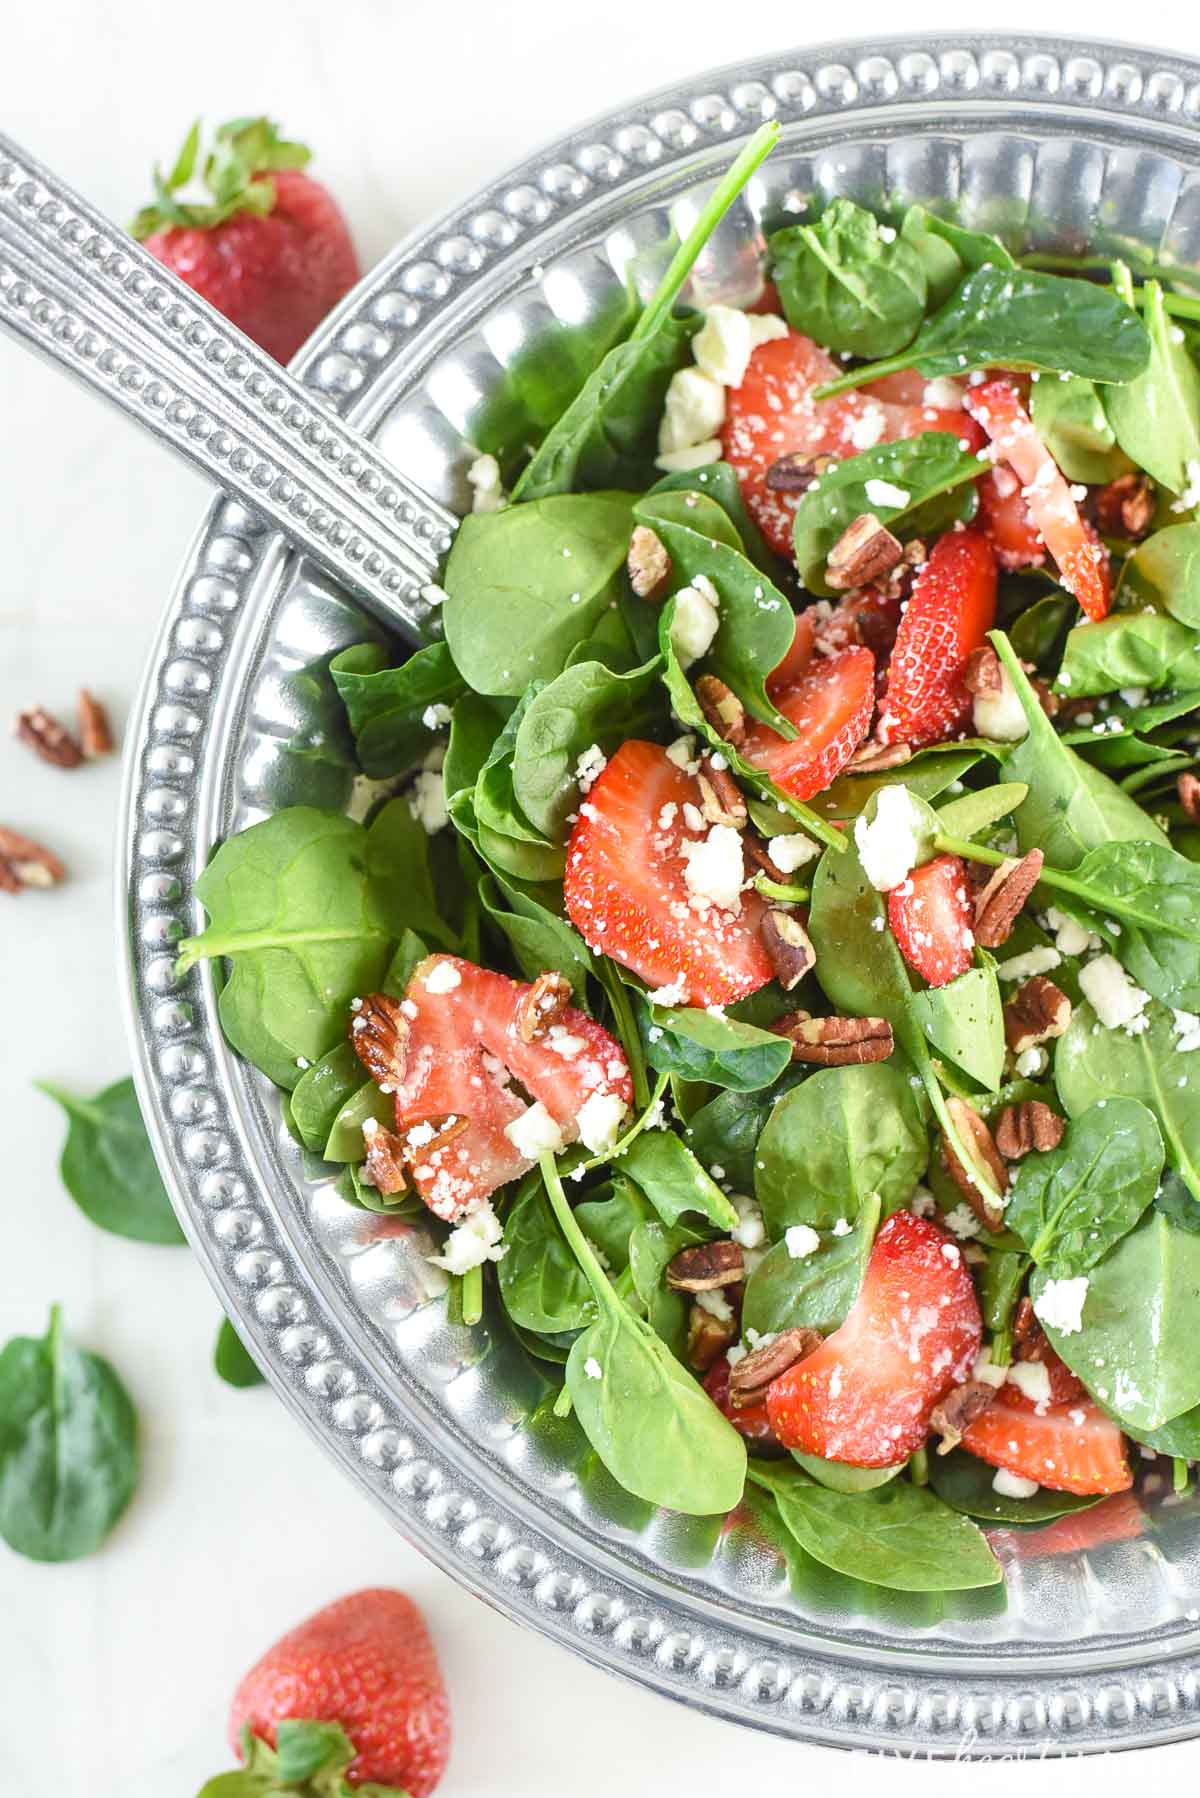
[1031,1490,1144,1556]
[742,646,875,801]
[766,1213,982,1466]
[388,956,631,1220]
[703,1355,780,1445]
[877,527,997,746]
[133,117,359,365]
[961,1387,1133,1497]
[975,464,1047,570]
[766,608,817,694]
[887,853,975,987]
[563,741,773,1006]
[226,1588,449,1796]
[965,379,1112,620]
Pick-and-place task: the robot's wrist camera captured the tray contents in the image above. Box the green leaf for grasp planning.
[498,1172,597,1334]
[1125,522,1200,628]
[323,1081,394,1164]
[755,1065,926,1234]
[648,460,780,577]
[1056,839,1200,1010]
[803,747,985,822]
[770,198,928,359]
[742,1193,881,1337]
[899,206,1015,306]
[165,118,202,189]
[912,964,1006,1093]
[681,1087,776,1191]
[477,872,593,999]
[511,653,662,841]
[935,782,1028,840]
[329,641,465,778]
[641,1004,793,1093]
[214,1318,265,1389]
[0,1306,138,1562]
[927,1449,1103,1524]
[1030,375,1129,484]
[618,1129,739,1231]
[36,1077,185,1245]
[1058,610,1200,696]
[1104,279,1200,492]
[791,434,981,597]
[1005,1098,1164,1276]
[288,1043,364,1153]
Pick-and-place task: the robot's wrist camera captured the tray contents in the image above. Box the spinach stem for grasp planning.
[599,967,650,1109]
[922,1064,1003,1213]
[753,874,811,904]
[540,1152,618,1310]
[909,1447,929,1487]
[990,1326,1014,1369]
[461,1264,483,1327]
[575,1072,670,1177]
[553,1384,574,1420]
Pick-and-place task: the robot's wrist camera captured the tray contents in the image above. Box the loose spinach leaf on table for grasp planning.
[1103,275,1200,493]
[928,1450,1102,1525]
[769,198,928,359]
[1056,999,1200,1205]
[755,1064,926,1235]
[742,1192,882,1338]
[499,1172,597,1335]
[511,653,662,841]
[1005,1097,1164,1277]
[1030,373,1129,485]
[0,1306,138,1563]
[618,1129,740,1232]
[1124,522,1200,628]
[214,1317,265,1390]
[1057,612,1200,696]
[329,640,465,778]
[36,1077,185,1245]
[640,1003,794,1094]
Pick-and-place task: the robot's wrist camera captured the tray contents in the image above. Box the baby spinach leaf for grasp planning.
[790,1453,902,1495]
[444,691,510,799]
[214,1318,265,1389]
[442,493,635,698]
[927,1449,1102,1524]
[682,1087,776,1191]
[1118,1399,1200,1459]
[756,1065,926,1234]
[0,1306,138,1562]
[899,206,1014,306]
[1056,999,1200,1204]
[649,460,779,576]
[511,653,662,841]
[803,747,984,822]
[478,871,593,1000]
[1005,1097,1164,1276]
[641,1003,793,1093]
[1155,1168,1200,1234]
[935,782,1029,841]
[1058,610,1200,696]
[1125,522,1200,628]
[1104,277,1200,493]
[1009,590,1076,667]
[619,1129,740,1232]
[1030,374,1129,484]
[36,1077,185,1245]
[747,1462,1002,1591]
[742,1192,881,1337]
[911,964,1005,1093]
[499,1173,597,1334]
[770,198,928,359]
[323,1081,393,1164]
[1054,840,1200,1009]
[329,640,464,778]
[288,1043,363,1154]
[791,434,981,597]
[638,486,743,551]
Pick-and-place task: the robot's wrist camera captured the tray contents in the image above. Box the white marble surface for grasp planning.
[3,3,1199,1792]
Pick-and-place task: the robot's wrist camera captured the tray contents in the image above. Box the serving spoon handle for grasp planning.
[0,133,457,639]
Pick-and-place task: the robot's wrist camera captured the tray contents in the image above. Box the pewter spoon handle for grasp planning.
[0,134,457,638]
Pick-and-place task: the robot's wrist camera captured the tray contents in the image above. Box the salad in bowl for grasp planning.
[177,121,1200,1594]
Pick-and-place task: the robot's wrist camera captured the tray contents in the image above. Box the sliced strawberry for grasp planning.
[961,1386,1133,1496]
[563,741,773,1006]
[766,609,816,695]
[877,527,997,746]
[703,1355,779,1445]
[391,955,631,1220]
[887,854,975,987]
[766,1213,982,1467]
[742,646,875,801]
[965,379,1112,620]
[975,464,1047,570]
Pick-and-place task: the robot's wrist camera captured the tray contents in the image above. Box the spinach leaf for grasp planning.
[770,198,928,359]
[791,434,981,597]
[618,1129,740,1232]
[1155,1168,1200,1235]
[1005,1098,1164,1276]
[803,747,984,822]
[214,1318,265,1389]
[329,640,464,778]
[815,266,1151,397]
[682,1087,775,1191]
[1104,277,1200,492]
[0,1306,138,1562]
[649,460,779,576]
[742,1192,881,1337]
[1118,1400,1200,1459]
[288,1043,363,1154]
[1058,610,1200,696]
[1030,375,1129,484]
[444,690,510,799]
[511,653,662,841]
[911,964,1006,1093]
[323,1081,393,1163]
[1125,523,1200,628]
[1032,1209,1200,1431]
[1009,590,1076,667]
[755,1065,926,1234]
[747,1462,1001,1591]
[499,1172,597,1334]
[927,1449,1102,1524]
[36,1077,185,1246]
[477,871,593,1000]
[935,782,1029,841]
[641,1003,793,1093]
[1056,999,1200,1204]
[900,206,1014,298]
[1051,840,1200,1009]
[442,493,635,698]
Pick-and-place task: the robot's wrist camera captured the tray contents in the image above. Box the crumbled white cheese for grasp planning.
[1079,954,1150,1032]
[658,366,726,453]
[427,1200,507,1275]
[1044,907,1095,957]
[584,1356,603,1380]
[647,975,689,1006]
[731,1193,766,1250]
[693,305,754,387]
[420,581,448,609]
[923,376,964,410]
[504,1101,566,1159]
[784,1223,821,1260]
[996,945,1062,982]
[832,1217,853,1237]
[972,663,1029,742]
[767,831,819,874]
[993,1468,1040,1500]
[1172,1009,1200,1053]
[848,406,887,451]
[972,1347,1010,1390]
[681,822,745,914]
[576,1090,627,1155]
[423,960,462,995]
[695,1288,735,1323]
[944,1203,982,1241]
[854,784,929,891]
[1015,1046,1048,1079]
[747,312,790,350]
[1033,1275,1089,1337]
[408,769,448,834]
[665,735,699,773]
[546,1030,586,1059]
[669,575,721,668]
[421,702,453,730]
[909,1186,937,1220]
[466,452,506,513]
[575,743,607,794]
[654,439,722,473]
[863,478,911,509]
[1007,1359,1052,1408]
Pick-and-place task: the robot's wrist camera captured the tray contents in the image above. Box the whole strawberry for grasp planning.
[197,1588,449,1796]
[131,117,359,364]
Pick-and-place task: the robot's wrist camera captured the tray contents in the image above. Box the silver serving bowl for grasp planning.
[122,34,1200,1756]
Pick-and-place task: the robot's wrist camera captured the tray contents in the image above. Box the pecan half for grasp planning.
[1013,1296,1046,1357]
[743,834,790,885]
[694,674,747,747]
[687,1302,736,1372]
[825,514,904,591]
[765,451,834,494]
[931,1380,998,1455]
[0,825,66,892]
[1004,976,1072,1054]
[846,739,912,774]
[728,1327,822,1407]
[994,1100,1065,1160]
[697,757,747,828]
[361,1121,408,1196]
[941,1097,1008,1230]
[667,1240,745,1292]
[973,849,1045,948]
[772,1010,894,1066]
[77,689,114,758]
[516,971,572,1043]
[964,645,1004,696]
[760,910,815,991]
[350,992,409,1089]
[1095,471,1155,540]
[1179,771,1200,823]
[15,706,83,768]
[627,525,672,602]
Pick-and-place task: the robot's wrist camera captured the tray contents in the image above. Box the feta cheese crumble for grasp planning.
[996,945,1062,982]
[1044,907,1095,957]
[731,1194,766,1250]
[784,1224,821,1260]
[422,961,461,995]
[944,1203,982,1241]
[427,1200,507,1275]
[854,785,929,891]
[575,743,607,794]
[972,1347,1010,1390]
[584,1356,603,1380]
[681,822,745,914]
[654,439,722,473]
[421,702,453,730]
[669,574,721,668]
[767,831,819,873]
[1006,1358,1052,1408]
[993,1468,1040,1499]
[658,367,725,454]
[504,1101,566,1159]
[466,452,506,513]
[408,769,449,834]
[576,1090,627,1155]
[1033,1275,1089,1337]
[693,305,754,388]
[1079,954,1150,1032]
[863,478,911,509]
[695,1287,735,1324]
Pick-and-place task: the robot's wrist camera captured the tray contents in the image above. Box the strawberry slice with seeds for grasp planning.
[961,1386,1132,1497]
[742,645,875,801]
[703,1355,779,1445]
[887,853,975,987]
[392,955,631,1220]
[877,527,997,746]
[975,464,1047,570]
[965,379,1112,620]
[563,741,773,1006]
[766,1213,982,1467]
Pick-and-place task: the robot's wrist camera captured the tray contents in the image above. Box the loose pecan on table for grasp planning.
[697,756,747,828]
[687,1302,737,1372]
[515,971,572,1043]
[973,848,1045,948]
[349,992,409,1089]
[994,1100,1065,1160]
[15,705,83,768]
[694,674,747,747]
[760,910,815,991]
[77,689,114,758]
[771,1010,894,1066]
[825,513,904,591]
[626,525,671,602]
[1094,472,1155,540]
[941,1096,1008,1231]
[765,451,834,494]
[930,1380,998,1454]
[727,1327,822,1408]
[1003,976,1072,1054]
[361,1121,408,1196]
[667,1241,745,1292]
[0,825,66,893]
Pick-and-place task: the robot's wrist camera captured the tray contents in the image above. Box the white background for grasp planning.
[2,3,1198,1792]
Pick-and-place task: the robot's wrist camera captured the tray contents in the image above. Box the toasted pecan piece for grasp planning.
[15,705,83,768]
[667,1241,745,1292]
[728,1327,823,1407]
[771,1010,894,1066]
[973,849,1044,949]
[994,1100,1064,1160]
[361,1120,409,1196]
[77,689,114,758]
[694,674,747,747]
[743,833,790,885]
[1179,771,1200,823]
[941,1096,1008,1231]
[627,525,672,602]
[765,451,835,494]
[350,992,409,1090]
[1004,976,1072,1055]
[516,971,572,1043]
[697,756,747,828]
[760,910,815,991]
[687,1301,737,1372]
[846,739,912,774]
[1094,471,1155,540]
[931,1379,999,1454]
[0,825,66,892]
[825,513,904,591]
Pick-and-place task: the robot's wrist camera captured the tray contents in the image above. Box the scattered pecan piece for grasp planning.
[1095,471,1155,540]
[846,739,912,774]
[77,689,114,757]
[728,1327,823,1408]
[1013,1296,1047,1358]
[772,1010,894,1066]
[973,849,1045,948]
[516,971,572,1043]
[694,675,747,747]
[626,525,672,602]
[0,859,20,895]
[825,514,904,591]
[743,834,789,885]
[667,1240,745,1292]
[964,645,1004,696]
[361,1121,408,1196]
[941,1097,1008,1230]
[687,1302,737,1372]
[349,992,409,1089]
[1179,771,1200,822]
[930,1380,998,1455]
[0,825,66,892]
[15,705,83,768]
[1004,976,1072,1054]
[697,757,747,828]
[994,1100,1065,1160]
[760,910,815,991]
[765,451,834,494]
